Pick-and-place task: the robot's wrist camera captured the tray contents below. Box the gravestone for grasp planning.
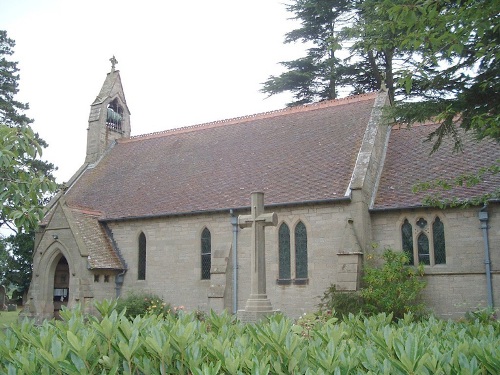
[237,192,278,322]
[0,285,6,311]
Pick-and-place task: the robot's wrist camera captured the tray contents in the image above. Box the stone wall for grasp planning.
[108,201,361,318]
[370,204,500,318]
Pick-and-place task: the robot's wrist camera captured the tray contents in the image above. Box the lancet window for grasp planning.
[277,221,308,284]
[295,221,308,279]
[201,228,211,280]
[138,232,147,280]
[278,223,291,280]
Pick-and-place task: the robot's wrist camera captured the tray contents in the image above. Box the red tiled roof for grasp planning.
[373,124,500,210]
[69,207,124,269]
[65,93,378,220]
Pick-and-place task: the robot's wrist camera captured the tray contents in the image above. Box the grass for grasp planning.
[0,308,20,328]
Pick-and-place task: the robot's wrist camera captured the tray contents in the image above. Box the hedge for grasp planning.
[0,300,498,374]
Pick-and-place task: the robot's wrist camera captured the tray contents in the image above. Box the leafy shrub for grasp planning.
[319,249,427,320]
[465,307,498,324]
[361,249,427,319]
[318,284,364,318]
[292,310,338,337]
[115,292,170,318]
[1,301,499,374]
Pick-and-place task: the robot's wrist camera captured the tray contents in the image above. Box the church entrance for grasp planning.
[53,256,69,319]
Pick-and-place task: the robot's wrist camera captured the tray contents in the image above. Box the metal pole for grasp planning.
[230,209,239,314]
[479,205,494,308]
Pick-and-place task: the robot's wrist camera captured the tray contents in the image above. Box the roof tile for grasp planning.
[66,94,378,219]
[373,124,500,209]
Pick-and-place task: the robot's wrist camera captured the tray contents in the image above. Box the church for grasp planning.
[22,62,499,321]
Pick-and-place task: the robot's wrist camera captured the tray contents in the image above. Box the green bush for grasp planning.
[0,301,498,374]
[319,249,427,320]
[114,292,171,318]
[465,307,498,324]
[318,284,364,318]
[361,249,427,319]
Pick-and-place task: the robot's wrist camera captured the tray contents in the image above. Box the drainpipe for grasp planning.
[115,270,126,298]
[478,205,494,308]
[230,209,239,314]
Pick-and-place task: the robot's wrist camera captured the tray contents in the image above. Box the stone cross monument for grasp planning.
[238,192,277,322]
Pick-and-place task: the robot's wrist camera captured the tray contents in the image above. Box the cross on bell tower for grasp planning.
[110,55,118,72]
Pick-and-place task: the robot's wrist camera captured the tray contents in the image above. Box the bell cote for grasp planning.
[86,56,131,164]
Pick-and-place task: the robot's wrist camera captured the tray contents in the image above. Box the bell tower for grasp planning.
[86,56,131,164]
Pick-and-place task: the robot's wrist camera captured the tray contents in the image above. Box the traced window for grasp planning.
[401,216,446,266]
[433,217,446,264]
[138,232,146,280]
[278,223,291,280]
[201,228,211,280]
[295,221,308,279]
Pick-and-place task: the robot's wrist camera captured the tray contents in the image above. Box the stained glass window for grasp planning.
[278,223,291,280]
[416,218,427,229]
[417,233,430,265]
[433,217,446,264]
[295,221,308,279]
[201,228,211,280]
[401,219,414,265]
[138,232,146,280]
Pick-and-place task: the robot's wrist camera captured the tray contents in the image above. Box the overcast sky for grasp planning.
[1,0,303,182]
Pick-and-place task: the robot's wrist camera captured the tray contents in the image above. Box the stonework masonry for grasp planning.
[23,67,500,321]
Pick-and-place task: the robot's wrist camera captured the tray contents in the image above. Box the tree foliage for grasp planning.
[0,124,56,230]
[261,0,408,105]
[264,0,500,148]
[387,0,500,148]
[0,30,58,294]
[1,232,33,299]
[262,0,360,105]
[0,30,57,231]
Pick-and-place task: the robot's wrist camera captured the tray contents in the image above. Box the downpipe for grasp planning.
[230,209,239,314]
[478,205,494,308]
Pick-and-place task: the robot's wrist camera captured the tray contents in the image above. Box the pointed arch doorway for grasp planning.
[53,255,69,319]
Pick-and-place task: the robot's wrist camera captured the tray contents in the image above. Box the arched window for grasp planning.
[417,232,430,265]
[295,221,308,279]
[278,223,291,280]
[401,219,414,265]
[401,216,446,266]
[138,232,146,280]
[201,228,211,280]
[433,217,446,264]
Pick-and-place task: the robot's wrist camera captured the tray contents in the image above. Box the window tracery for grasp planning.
[401,216,446,266]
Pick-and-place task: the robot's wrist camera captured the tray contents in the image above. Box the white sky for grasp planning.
[1,0,303,183]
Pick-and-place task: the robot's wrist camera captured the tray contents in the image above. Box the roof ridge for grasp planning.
[125,92,378,142]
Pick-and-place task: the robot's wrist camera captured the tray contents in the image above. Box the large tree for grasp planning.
[261,0,358,105]
[386,0,500,149]
[263,0,499,147]
[0,30,58,295]
[261,0,410,105]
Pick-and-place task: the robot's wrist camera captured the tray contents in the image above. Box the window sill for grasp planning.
[293,278,309,285]
[276,278,309,286]
[276,279,292,285]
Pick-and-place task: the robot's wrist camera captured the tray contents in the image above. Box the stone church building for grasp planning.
[23,64,499,321]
